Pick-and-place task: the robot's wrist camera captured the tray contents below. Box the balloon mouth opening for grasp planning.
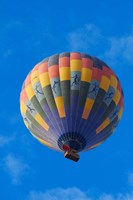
[58,132,86,152]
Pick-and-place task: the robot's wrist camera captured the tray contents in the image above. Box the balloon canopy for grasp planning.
[20,52,124,161]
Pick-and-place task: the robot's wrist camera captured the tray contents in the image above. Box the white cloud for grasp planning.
[67,24,102,52]
[3,49,12,57]
[99,193,133,200]
[27,187,91,200]
[0,135,14,147]
[67,24,133,66]
[4,154,28,184]
[27,189,133,200]
[104,34,133,65]
[9,113,22,125]
[128,173,133,187]
[27,172,133,200]
[0,112,21,126]
[27,188,133,200]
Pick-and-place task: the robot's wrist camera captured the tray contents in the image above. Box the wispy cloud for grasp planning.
[9,113,22,125]
[0,20,24,59]
[27,173,133,200]
[0,112,22,126]
[67,24,133,66]
[0,135,15,147]
[0,19,56,59]
[128,173,133,187]
[4,154,29,185]
[99,193,133,200]
[104,33,133,66]
[3,49,12,58]
[27,187,91,200]
[27,188,133,200]
[67,24,102,52]
[27,187,133,200]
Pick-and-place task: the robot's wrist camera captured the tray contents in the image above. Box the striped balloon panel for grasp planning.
[20,52,124,153]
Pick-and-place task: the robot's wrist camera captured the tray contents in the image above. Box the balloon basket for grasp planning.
[64,151,80,162]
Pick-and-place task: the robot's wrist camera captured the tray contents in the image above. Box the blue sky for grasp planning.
[0,0,133,199]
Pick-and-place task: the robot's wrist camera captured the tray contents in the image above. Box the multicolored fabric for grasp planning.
[20,52,124,153]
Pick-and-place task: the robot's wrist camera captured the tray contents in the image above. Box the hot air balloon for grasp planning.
[20,52,124,162]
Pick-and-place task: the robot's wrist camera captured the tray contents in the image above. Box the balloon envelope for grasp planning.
[20,52,124,159]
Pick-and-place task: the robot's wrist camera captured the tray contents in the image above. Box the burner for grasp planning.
[58,132,86,152]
